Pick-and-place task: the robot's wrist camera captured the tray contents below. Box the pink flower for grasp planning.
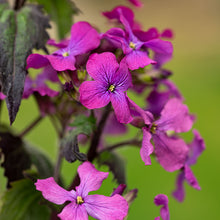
[27,22,100,72]
[79,52,133,124]
[154,194,170,220]
[35,162,128,220]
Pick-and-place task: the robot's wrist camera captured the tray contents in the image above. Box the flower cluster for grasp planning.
[23,1,205,219]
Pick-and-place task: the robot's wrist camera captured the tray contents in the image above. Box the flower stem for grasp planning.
[19,115,43,138]
[99,138,142,153]
[87,103,112,161]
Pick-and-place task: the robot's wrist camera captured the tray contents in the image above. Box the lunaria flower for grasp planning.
[23,65,59,99]
[154,194,170,220]
[129,98,194,171]
[35,162,128,220]
[79,52,133,124]
[102,8,173,70]
[172,129,205,202]
[27,21,100,72]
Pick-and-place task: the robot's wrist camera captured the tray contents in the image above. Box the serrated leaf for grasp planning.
[0,3,50,124]
[98,151,126,184]
[0,132,31,188]
[24,143,54,178]
[0,179,51,220]
[29,0,79,39]
[70,114,96,136]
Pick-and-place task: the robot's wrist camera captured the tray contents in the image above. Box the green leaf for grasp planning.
[24,143,54,178]
[0,132,31,188]
[70,114,96,136]
[29,0,79,39]
[61,114,96,163]
[0,179,51,220]
[98,151,126,185]
[0,3,50,124]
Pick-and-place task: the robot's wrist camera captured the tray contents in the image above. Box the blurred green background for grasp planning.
[1,0,220,219]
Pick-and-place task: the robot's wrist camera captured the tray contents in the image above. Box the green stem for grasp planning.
[99,138,142,153]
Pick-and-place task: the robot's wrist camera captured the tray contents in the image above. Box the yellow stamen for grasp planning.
[150,123,157,134]
[77,196,84,204]
[62,52,69,57]
[129,42,136,49]
[108,84,115,92]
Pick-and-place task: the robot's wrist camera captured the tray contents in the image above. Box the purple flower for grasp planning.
[27,22,100,72]
[79,52,133,124]
[127,0,143,8]
[172,129,205,202]
[0,92,6,100]
[147,79,183,117]
[102,6,141,30]
[35,162,128,220]
[129,98,194,171]
[154,194,170,220]
[102,9,173,70]
[23,65,59,99]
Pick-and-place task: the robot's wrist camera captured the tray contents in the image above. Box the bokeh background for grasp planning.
[1,0,220,219]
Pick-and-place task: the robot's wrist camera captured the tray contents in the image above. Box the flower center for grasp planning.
[129,42,136,49]
[150,123,157,134]
[62,52,69,57]
[77,196,84,205]
[108,84,115,92]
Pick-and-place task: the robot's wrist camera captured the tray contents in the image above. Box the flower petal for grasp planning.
[111,92,133,124]
[187,129,205,166]
[125,50,156,70]
[86,52,119,82]
[140,128,154,165]
[153,133,189,172]
[69,21,100,55]
[156,98,194,133]
[79,81,110,109]
[58,202,88,220]
[84,194,128,220]
[35,177,75,204]
[44,54,76,71]
[144,39,173,55]
[172,171,185,202]
[184,164,201,190]
[113,59,133,91]
[154,194,170,220]
[76,162,109,198]
[26,54,49,69]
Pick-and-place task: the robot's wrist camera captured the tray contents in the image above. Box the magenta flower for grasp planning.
[0,92,6,100]
[154,194,170,220]
[147,79,183,117]
[102,6,141,30]
[35,162,128,220]
[127,0,143,8]
[172,129,205,202]
[102,9,173,70]
[27,21,100,72]
[79,52,133,124]
[129,98,194,171]
[23,65,59,99]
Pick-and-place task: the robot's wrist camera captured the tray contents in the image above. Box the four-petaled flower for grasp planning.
[35,162,128,220]
[79,52,133,124]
